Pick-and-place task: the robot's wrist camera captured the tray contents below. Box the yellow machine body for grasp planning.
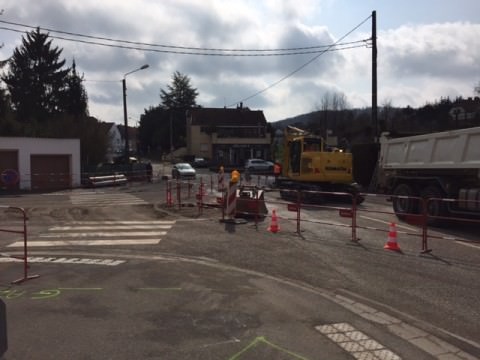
[282,126,353,185]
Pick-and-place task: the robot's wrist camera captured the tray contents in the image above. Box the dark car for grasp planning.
[192,157,209,168]
[171,163,196,180]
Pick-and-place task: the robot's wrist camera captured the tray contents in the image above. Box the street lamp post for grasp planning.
[122,64,149,162]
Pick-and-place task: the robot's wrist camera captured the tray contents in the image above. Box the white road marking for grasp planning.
[7,239,160,247]
[4,220,176,248]
[316,323,401,360]
[49,225,173,231]
[359,215,418,232]
[455,241,480,250]
[70,192,148,206]
[52,220,176,225]
[39,231,167,238]
[0,256,125,266]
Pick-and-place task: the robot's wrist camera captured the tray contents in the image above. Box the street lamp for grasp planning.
[122,64,149,162]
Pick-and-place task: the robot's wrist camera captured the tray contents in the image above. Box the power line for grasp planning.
[0,19,368,56]
[0,15,372,106]
[227,14,372,107]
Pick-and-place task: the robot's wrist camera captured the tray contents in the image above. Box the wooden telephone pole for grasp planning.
[372,10,378,142]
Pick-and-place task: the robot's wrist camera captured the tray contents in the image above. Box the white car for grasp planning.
[245,159,274,173]
[171,163,196,180]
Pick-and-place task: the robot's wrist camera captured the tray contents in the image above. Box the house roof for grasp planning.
[97,121,116,136]
[117,124,137,138]
[188,107,267,126]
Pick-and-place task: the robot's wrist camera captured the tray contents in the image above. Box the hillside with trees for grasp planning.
[273,91,480,145]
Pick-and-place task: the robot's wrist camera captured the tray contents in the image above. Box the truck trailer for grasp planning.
[376,126,480,223]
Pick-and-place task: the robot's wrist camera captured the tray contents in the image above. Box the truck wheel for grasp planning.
[421,185,447,225]
[392,184,417,219]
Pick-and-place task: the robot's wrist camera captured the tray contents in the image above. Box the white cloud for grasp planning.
[0,0,478,123]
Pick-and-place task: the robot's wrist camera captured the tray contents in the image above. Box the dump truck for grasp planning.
[275,126,363,203]
[376,126,480,223]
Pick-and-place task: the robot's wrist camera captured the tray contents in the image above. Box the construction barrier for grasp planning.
[159,175,479,254]
[0,206,40,284]
[218,167,225,192]
[225,182,238,220]
[88,174,127,187]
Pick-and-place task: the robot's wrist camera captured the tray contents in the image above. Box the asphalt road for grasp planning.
[1,171,479,359]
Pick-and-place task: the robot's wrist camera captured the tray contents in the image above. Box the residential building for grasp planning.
[99,123,138,162]
[117,124,138,157]
[186,106,271,167]
[97,122,123,162]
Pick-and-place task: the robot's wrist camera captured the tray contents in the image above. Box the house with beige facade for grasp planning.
[186,107,271,167]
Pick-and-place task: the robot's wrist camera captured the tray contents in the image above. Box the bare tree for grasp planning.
[331,92,347,111]
[380,98,393,132]
[315,91,349,139]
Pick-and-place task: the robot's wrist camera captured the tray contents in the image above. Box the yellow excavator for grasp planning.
[276,126,363,203]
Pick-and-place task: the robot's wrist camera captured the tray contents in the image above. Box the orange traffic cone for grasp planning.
[268,209,280,233]
[384,222,401,251]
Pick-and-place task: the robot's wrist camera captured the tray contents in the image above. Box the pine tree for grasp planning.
[160,71,199,109]
[62,59,89,118]
[1,27,70,126]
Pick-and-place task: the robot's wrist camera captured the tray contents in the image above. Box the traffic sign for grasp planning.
[287,203,298,212]
[339,209,353,218]
[1,169,19,185]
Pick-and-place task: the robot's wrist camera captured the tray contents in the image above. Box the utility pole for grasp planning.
[169,110,174,162]
[122,64,149,162]
[122,78,129,161]
[372,10,378,142]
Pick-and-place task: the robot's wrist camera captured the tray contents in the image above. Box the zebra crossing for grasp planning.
[69,190,149,206]
[6,220,175,248]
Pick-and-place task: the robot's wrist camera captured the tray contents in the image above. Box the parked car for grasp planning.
[244,159,274,173]
[171,163,196,180]
[192,157,209,168]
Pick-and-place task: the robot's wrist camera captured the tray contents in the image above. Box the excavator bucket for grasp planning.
[235,185,268,218]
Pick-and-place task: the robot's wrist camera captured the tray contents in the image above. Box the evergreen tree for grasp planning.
[1,27,70,126]
[138,106,170,156]
[138,71,200,157]
[62,59,89,118]
[160,71,199,109]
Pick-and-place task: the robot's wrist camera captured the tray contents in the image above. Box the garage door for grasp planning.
[0,150,19,190]
[31,155,71,190]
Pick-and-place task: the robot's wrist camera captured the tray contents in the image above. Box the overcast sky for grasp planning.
[0,0,479,125]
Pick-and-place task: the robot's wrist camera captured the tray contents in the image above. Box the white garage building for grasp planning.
[0,137,81,191]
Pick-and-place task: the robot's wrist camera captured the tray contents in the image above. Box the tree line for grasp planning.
[281,91,480,145]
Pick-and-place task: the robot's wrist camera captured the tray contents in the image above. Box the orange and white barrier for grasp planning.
[225,182,238,219]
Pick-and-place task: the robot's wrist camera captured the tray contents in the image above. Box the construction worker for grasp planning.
[273,162,282,178]
[231,169,240,184]
[273,162,282,187]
